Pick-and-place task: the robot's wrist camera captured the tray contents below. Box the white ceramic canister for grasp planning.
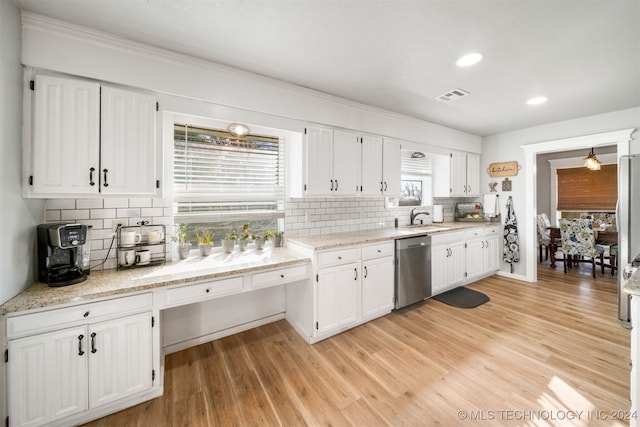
[433,205,444,223]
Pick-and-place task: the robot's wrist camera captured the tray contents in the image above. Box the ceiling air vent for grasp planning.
[436,88,470,103]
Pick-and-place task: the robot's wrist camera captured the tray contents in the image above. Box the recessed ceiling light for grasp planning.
[456,53,483,67]
[526,96,549,105]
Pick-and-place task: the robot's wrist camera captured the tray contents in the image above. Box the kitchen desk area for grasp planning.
[1,221,501,426]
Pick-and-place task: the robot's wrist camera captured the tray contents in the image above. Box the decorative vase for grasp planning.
[255,237,265,250]
[239,239,248,251]
[222,239,235,253]
[177,243,191,259]
[198,242,213,256]
[272,236,283,247]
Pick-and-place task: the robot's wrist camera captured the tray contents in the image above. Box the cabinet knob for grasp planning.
[338,256,342,260]
[280,274,285,278]
[83,311,90,318]
[206,288,210,293]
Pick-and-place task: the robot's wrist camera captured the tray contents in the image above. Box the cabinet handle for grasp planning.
[90,332,97,354]
[354,268,358,280]
[89,167,95,186]
[364,266,368,278]
[335,179,339,191]
[380,181,383,192]
[330,179,334,191]
[103,169,109,187]
[481,241,485,249]
[78,334,85,356]
[384,181,388,191]
[83,311,90,318]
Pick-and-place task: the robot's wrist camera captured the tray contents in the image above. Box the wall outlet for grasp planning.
[112,222,124,232]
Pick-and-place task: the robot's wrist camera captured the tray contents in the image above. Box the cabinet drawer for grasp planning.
[431,231,465,246]
[465,228,484,240]
[7,293,152,339]
[251,264,309,289]
[317,247,361,268]
[484,225,502,236]
[362,241,394,260]
[165,276,243,307]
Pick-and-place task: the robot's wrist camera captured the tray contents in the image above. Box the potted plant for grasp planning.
[267,230,284,247]
[172,224,191,259]
[196,229,215,256]
[238,223,251,251]
[253,233,266,250]
[222,232,236,253]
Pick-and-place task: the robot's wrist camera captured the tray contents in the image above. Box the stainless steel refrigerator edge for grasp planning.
[618,154,640,326]
[395,235,431,309]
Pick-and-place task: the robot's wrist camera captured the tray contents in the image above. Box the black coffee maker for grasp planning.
[37,223,89,287]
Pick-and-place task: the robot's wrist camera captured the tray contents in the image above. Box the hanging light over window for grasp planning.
[584,147,601,170]
[227,123,251,137]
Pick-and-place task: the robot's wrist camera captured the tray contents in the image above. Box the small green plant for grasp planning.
[196,229,215,244]
[266,230,283,238]
[238,222,251,240]
[172,224,188,244]
[225,232,237,241]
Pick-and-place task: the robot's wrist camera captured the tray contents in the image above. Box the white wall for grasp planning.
[481,107,640,280]
[0,1,44,305]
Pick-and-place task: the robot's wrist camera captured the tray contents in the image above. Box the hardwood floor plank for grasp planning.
[83,265,630,426]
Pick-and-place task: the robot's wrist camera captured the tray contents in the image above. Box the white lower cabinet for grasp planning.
[361,246,395,320]
[431,232,466,296]
[631,295,639,426]
[465,226,501,282]
[7,295,153,427]
[316,262,359,335]
[287,241,394,343]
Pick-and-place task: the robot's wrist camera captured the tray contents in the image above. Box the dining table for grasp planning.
[546,226,618,268]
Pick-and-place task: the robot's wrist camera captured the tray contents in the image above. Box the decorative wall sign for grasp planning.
[487,161,519,177]
[502,177,512,191]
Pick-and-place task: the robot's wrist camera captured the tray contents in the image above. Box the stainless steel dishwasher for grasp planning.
[395,235,431,309]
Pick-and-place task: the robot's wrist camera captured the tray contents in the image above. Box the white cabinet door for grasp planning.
[100,86,157,195]
[382,139,402,197]
[431,245,450,295]
[465,237,485,281]
[32,75,100,195]
[484,234,500,273]
[361,135,383,196]
[333,129,361,196]
[362,256,394,318]
[9,326,88,427]
[88,312,152,408]
[304,125,334,196]
[316,262,359,335]
[465,153,480,197]
[449,152,467,197]
[448,241,466,287]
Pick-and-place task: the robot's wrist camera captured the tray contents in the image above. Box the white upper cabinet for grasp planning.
[433,151,480,197]
[333,129,361,196]
[382,139,401,197]
[360,135,383,196]
[25,74,159,198]
[292,125,401,198]
[100,86,157,195]
[31,75,100,195]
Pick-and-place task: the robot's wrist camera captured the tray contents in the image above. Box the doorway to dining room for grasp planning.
[521,129,634,283]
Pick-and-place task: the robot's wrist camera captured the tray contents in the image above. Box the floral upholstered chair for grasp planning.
[536,213,551,262]
[560,218,603,278]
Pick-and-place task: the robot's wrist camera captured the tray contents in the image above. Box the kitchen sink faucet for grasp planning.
[410,208,430,225]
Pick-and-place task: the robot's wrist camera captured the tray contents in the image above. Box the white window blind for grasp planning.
[401,152,432,175]
[174,123,284,222]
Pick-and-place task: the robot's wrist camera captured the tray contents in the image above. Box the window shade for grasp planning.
[174,124,284,222]
[557,164,617,211]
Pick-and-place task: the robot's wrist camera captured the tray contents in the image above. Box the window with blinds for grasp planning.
[400,151,433,206]
[557,164,617,211]
[173,124,285,224]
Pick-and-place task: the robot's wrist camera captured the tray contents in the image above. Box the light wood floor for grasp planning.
[84,264,630,426]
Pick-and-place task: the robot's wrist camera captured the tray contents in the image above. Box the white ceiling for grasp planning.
[13,0,640,136]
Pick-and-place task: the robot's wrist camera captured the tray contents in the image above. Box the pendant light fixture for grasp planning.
[584,147,601,170]
[227,123,251,138]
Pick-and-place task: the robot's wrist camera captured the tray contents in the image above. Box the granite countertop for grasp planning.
[623,267,640,297]
[0,247,310,315]
[286,221,500,251]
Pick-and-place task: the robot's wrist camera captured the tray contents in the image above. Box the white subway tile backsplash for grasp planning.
[141,207,163,217]
[45,210,61,221]
[129,198,153,208]
[117,208,140,218]
[76,199,104,209]
[45,199,76,210]
[103,198,129,208]
[61,209,90,220]
[90,209,117,219]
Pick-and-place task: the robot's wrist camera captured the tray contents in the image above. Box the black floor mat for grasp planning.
[432,286,490,308]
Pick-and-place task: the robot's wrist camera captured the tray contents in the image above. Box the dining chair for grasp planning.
[559,218,603,279]
[536,213,551,262]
